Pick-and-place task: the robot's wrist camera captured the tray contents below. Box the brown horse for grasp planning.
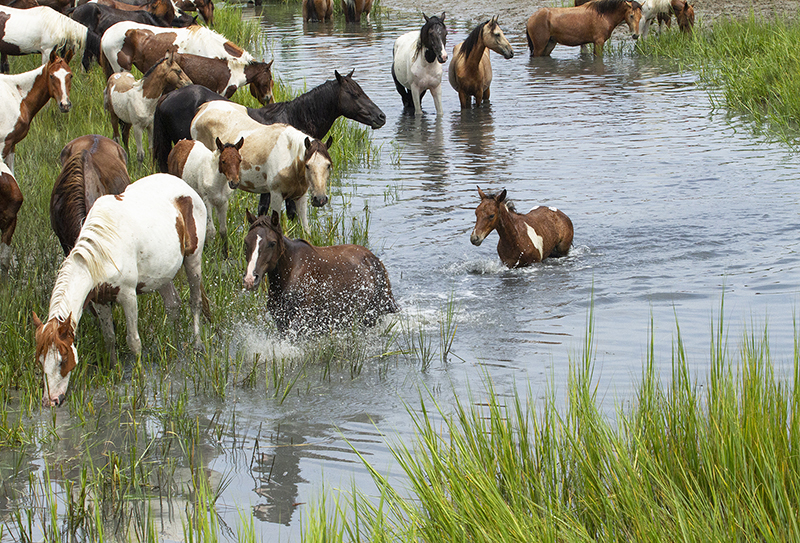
[96,0,175,23]
[0,158,21,278]
[243,210,398,335]
[0,0,38,9]
[302,0,331,21]
[175,0,213,26]
[174,53,273,104]
[656,0,694,33]
[470,187,574,268]
[526,0,642,57]
[341,0,371,23]
[448,16,513,109]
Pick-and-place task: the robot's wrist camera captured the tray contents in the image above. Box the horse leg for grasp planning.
[542,39,557,57]
[410,85,423,116]
[118,289,142,356]
[92,302,118,365]
[203,196,217,241]
[216,199,229,258]
[391,64,414,110]
[639,15,651,39]
[182,254,205,350]
[257,193,271,216]
[431,84,443,116]
[133,125,145,163]
[0,53,8,74]
[458,90,470,109]
[157,282,181,344]
[285,198,297,221]
[295,193,309,233]
[481,87,490,104]
[593,39,605,56]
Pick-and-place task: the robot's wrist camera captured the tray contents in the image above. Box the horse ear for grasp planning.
[49,49,58,63]
[58,314,74,339]
[496,189,507,203]
[32,311,43,330]
[246,209,257,224]
[324,136,333,150]
[215,137,223,151]
[235,137,244,150]
[266,59,274,69]
[422,12,429,22]
[64,49,74,64]
[304,137,311,150]
[440,11,445,22]
[335,70,343,83]
[477,186,487,199]
[270,210,280,228]
[347,68,354,78]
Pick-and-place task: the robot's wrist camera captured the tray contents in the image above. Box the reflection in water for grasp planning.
[393,114,447,197]
[450,105,495,177]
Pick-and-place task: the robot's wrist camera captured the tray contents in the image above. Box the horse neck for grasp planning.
[141,70,169,98]
[603,5,630,28]
[461,35,486,70]
[285,81,340,138]
[14,66,50,116]
[495,204,523,244]
[266,235,301,288]
[47,255,95,328]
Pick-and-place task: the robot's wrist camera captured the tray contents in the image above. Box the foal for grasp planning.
[470,187,574,268]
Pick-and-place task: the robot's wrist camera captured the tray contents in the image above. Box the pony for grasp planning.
[341,0,371,23]
[655,0,694,34]
[0,50,73,172]
[173,54,273,104]
[167,137,243,256]
[392,12,448,116]
[470,187,574,269]
[302,0,331,22]
[191,100,333,233]
[243,210,398,335]
[447,16,513,109]
[526,0,642,57]
[151,70,384,175]
[175,0,213,25]
[33,174,207,407]
[0,5,100,72]
[0,158,21,278]
[103,50,192,163]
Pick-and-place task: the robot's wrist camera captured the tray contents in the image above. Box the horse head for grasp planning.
[149,0,175,24]
[243,209,283,290]
[198,0,214,26]
[625,1,643,40]
[303,136,333,208]
[32,311,77,407]
[471,186,506,246]
[334,69,386,129]
[215,137,244,189]
[46,49,74,113]
[421,12,447,63]
[677,1,694,33]
[484,16,514,59]
[146,50,192,96]
[247,60,274,105]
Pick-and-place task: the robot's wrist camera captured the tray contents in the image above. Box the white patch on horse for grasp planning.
[530,205,541,212]
[53,68,70,104]
[245,233,261,286]
[548,206,558,212]
[525,223,544,259]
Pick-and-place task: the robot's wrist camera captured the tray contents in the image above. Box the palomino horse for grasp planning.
[302,0,331,22]
[392,13,448,116]
[470,187,574,268]
[0,5,100,71]
[448,16,513,109]
[655,0,694,34]
[0,50,73,172]
[168,137,243,256]
[175,0,213,25]
[243,210,398,334]
[191,101,333,233]
[33,174,207,407]
[341,0,372,23]
[104,50,192,163]
[0,158,21,278]
[526,0,642,57]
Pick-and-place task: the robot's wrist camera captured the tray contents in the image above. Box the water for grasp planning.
[5,3,800,541]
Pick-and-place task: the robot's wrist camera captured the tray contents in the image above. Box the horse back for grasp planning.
[522,206,573,258]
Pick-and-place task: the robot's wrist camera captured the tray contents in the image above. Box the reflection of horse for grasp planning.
[341,0,371,23]
[448,16,513,109]
[0,159,21,278]
[302,0,331,21]
[33,174,207,407]
[470,187,574,268]
[392,13,448,116]
[526,0,642,57]
[655,0,694,34]
[0,51,73,172]
[243,210,398,334]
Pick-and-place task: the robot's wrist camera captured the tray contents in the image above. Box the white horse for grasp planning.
[167,137,243,255]
[32,174,207,407]
[191,100,333,233]
[637,0,673,38]
[391,13,448,116]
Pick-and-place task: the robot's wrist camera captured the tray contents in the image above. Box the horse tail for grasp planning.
[526,24,533,51]
[82,30,101,71]
[152,98,172,172]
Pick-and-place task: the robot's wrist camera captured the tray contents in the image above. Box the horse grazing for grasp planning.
[526,0,642,57]
[104,50,192,163]
[0,50,73,172]
[191,101,333,233]
[243,210,398,335]
[151,70,384,173]
[167,137,243,255]
[341,0,371,23]
[655,0,694,33]
[0,159,21,278]
[302,0,331,21]
[33,174,207,407]
[448,16,513,109]
[0,5,100,72]
[175,0,213,25]
[392,13,448,116]
[470,187,574,269]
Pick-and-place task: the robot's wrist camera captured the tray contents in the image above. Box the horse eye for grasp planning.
[489,214,495,219]
[267,241,276,248]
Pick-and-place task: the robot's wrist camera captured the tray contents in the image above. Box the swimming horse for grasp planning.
[470,187,574,269]
[392,13,448,116]
[0,158,21,278]
[448,16,513,109]
[243,210,398,335]
[526,0,642,57]
[33,174,207,407]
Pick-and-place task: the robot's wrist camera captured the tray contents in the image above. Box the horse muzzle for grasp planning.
[632,34,639,40]
[243,273,260,290]
[470,233,484,246]
[59,101,72,113]
[437,51,448,63]
[371,111,387,129]
[43,392,66,407]
[228,177,240,190]
[311,194,328,207]
[503,48,514,60]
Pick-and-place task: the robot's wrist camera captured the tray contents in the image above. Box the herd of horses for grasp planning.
[0,0,695,405]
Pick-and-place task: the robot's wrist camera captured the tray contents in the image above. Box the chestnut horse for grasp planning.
[341,0,371,23]
[526,0,642,57]
[302,0,331,22]
[0,158,21,278]
[243,210,398,335]
[470,187,574,268]
[448,16,513,109]
[173,53,273,104]
[175,0,213,25]
[656,0,694,33]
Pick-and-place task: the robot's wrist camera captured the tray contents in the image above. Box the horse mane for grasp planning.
[483,190,516,213]
[142,54,168,78]
[461,20,488,59]
[187,25,254,62]
[39,7,87,50]
[414,15,444,62]
[587,0,627,14]
[51,152,88,255]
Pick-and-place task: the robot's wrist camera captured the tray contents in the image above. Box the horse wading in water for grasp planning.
[392,13,448,116]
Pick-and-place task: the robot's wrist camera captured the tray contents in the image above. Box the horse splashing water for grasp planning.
[0,158,21,278]
[392,13,448,116]
[470,187,574,268]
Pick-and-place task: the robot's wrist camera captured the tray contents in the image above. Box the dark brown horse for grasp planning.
[526,0,642,57]
[302,0,331,21]
[0,158,21,278]
[174,53,273,104]
[656,0,694,33]
[243,210,398,334]
[175,0,213,25]
[470,187,574,268]
[98,0,174,21]
[0,0,38,9]
[341,0,371,23]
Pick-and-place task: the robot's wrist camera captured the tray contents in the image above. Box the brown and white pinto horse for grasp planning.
[470,187,574,269]
[341,0,371,23]
[243,210,398,335]
[0,50,73,172]
[0,158,21,278]
[302,0,331,22]
[526,0,642,57]
[33,174,207,407]
[174,53,274,104]
[656,0,694,33]
[448,16,513,109]
[175,0,213,25]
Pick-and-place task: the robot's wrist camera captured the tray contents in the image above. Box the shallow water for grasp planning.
[4,2,800,541]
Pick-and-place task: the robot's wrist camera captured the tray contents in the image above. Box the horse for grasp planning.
[0,50,73,172]
[104,50,192,163]
[243,210,398,335]
[99,21,254,79]
[302,0,331,22]
[70,3,171,42]
[341,0,371,23]
[35,0,71,14]
[151,70,384,175]
[33,174,207,407]
[0,158,21,278]
[175,0,213,25]
[173,54,273,104]
[470,187,574,269]
[655,0,694,34]
[167,137,243,256]
[0,5,100,72]
[191,100,333,233]
[447,16,513,109]
[392,13,448,116]
[0,0,38,9]
[96,0,175,22]
[526,0,642,57]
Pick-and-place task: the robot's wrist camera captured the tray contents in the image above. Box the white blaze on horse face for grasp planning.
[525,223,544,259]
[41,343,77,407]
[244,234,261,289]
[305,152,331,206]
[53,68,71,111]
